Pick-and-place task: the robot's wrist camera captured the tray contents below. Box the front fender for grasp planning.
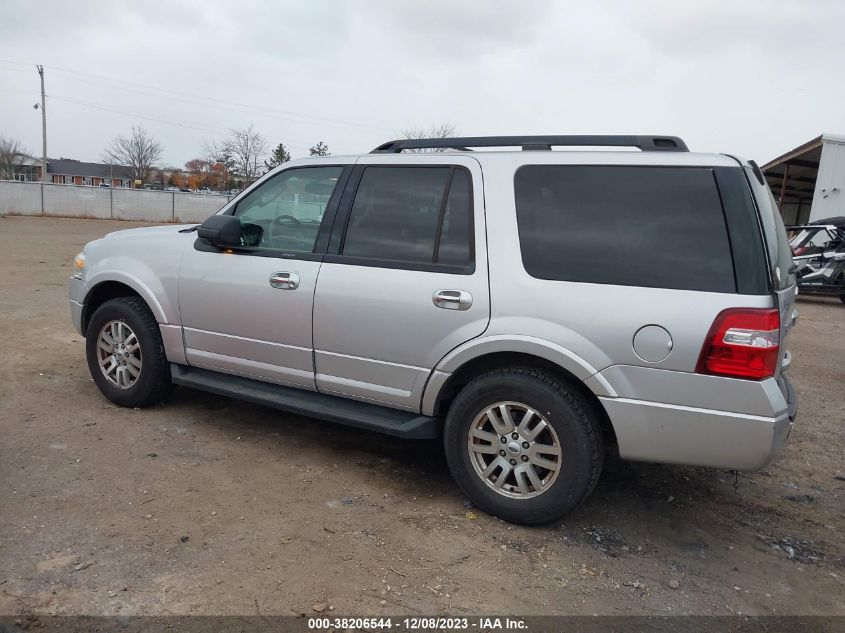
[84,263,174,324]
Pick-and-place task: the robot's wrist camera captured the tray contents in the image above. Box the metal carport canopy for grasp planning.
[761,135,824,206]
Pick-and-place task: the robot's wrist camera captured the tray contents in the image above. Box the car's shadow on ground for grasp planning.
[164,386,757,537]
[166,386,451,484]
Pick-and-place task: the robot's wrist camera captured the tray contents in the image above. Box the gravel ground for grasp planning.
[1,216,843,617]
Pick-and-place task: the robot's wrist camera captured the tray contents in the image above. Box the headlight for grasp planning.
[73,252,86,279]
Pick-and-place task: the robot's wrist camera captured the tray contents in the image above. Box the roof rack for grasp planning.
[370,135,689,154]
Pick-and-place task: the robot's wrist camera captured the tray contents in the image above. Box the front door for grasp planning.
[178,163,351,389]
[313,155,489,410]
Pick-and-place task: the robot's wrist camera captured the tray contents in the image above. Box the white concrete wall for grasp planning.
[112,188,175,222]
[0,181,230,222]
[174,193,229,223]
[44,183,111,218]
[810,137,845,222]
[0,181,42,214]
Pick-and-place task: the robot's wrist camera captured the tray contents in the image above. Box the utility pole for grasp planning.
[37,65,48,182]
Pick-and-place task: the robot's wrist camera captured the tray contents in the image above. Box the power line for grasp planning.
[1,59,370,156]
[0,66,34,74]
[45,70,383,138]
[1,61,389,137]
[49,95,359,154]
[50,95,230,134]
[44,65,394,136]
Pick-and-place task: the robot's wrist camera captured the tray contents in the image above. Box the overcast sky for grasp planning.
[1,0,843,167]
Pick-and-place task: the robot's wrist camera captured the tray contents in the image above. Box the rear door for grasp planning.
[312,155,489,411]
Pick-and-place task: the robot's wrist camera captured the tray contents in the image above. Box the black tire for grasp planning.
[85,297,173,408]
[443,367,603,525]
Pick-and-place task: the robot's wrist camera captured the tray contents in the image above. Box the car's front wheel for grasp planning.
[85,297,173,408]
[443,367,603,525]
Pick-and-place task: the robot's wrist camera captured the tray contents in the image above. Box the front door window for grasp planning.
[233,166,343,253]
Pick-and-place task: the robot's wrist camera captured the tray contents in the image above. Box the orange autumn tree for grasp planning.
[168,170,187,188]
[209,161,229,191]
[185,158,212,190]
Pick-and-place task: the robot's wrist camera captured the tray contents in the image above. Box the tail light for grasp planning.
[696,308,780,380]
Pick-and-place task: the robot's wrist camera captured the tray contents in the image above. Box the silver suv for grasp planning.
[69,135,798,525]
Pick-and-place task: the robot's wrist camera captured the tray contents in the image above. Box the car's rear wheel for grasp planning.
[86,297,173,408]
[443,367,603,525]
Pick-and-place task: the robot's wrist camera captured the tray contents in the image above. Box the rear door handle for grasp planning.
[269,271,299,290]
[433,290,472,311]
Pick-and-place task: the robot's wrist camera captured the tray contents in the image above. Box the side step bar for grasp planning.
[170,364,441,439]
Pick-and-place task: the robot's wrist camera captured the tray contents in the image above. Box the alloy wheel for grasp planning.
[96,320,142,389]
[467,401,562,498]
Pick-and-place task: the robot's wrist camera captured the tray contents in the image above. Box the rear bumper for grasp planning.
[599,374,796,471]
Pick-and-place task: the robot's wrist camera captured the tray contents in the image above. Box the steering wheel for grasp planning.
[272,214,302,226]
[268,214,302,241]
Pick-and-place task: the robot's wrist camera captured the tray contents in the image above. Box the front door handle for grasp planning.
[269,271,299,290]
[433,290,472,311]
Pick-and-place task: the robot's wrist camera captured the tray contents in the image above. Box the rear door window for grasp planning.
[514,165,736,293]
[340,166,473,268]
[436,169,473,266]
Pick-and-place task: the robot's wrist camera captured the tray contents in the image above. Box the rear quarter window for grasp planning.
[514,165,736,293]
[744,167,796,290]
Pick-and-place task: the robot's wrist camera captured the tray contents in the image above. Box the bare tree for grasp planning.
[401,123,458,152]
[0,136,30,180]
[102,126,163,183]
[201,138,231,169]
[205,125,268,184]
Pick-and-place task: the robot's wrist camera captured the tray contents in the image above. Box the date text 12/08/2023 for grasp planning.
[307,617,527,630]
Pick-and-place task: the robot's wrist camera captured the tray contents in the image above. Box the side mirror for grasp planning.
[197,214,241,248]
